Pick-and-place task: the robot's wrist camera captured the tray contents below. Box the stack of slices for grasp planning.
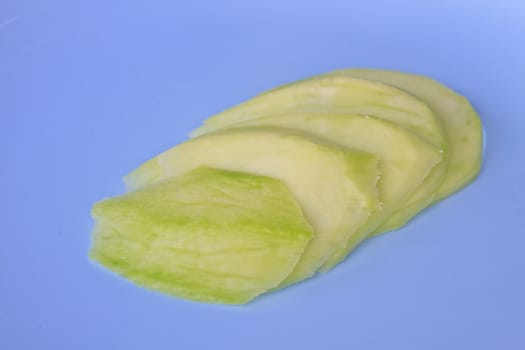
[90,69,483,304]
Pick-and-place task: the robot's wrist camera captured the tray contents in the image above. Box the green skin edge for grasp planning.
[91,167,314,304]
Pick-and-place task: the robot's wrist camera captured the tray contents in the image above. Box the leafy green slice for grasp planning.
[91,167,314,304]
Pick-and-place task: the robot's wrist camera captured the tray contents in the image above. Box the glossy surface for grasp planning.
[3,0,525,349]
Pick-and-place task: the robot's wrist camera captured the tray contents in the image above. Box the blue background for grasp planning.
[2,1,524,349]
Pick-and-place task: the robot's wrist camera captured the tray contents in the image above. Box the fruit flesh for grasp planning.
[189,75,448,232]
[125,127,380,286]
[327,69,483,201]
[189,76,446,149]
[230,113,442,268]
[90,167,314,304]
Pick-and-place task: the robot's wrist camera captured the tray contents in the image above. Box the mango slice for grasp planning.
[125,127,380,286]
[91,167,314,304]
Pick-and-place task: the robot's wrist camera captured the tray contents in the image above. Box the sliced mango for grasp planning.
[125,127,380,286]
[327,69,482,201]
[189,75,448,232]
[229,113,442,268]
[91,167,314,304]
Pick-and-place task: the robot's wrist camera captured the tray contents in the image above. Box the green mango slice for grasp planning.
[327,69,482,202]
[229,113,442,269]
[90,167,314,304]
[190,76,445,148]
[125,127,380,286]
[189,75,448,232]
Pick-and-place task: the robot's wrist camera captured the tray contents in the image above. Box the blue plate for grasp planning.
[3,1,524,349]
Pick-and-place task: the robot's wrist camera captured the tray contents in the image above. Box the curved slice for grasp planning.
[91,167,314,304]
[328,69,482,202]
[189,75,448,232]
[124,127,380,286]
[190,76,446,149]
[230,113,442,268]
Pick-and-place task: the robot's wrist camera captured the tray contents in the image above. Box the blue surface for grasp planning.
[2,1,525,349]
